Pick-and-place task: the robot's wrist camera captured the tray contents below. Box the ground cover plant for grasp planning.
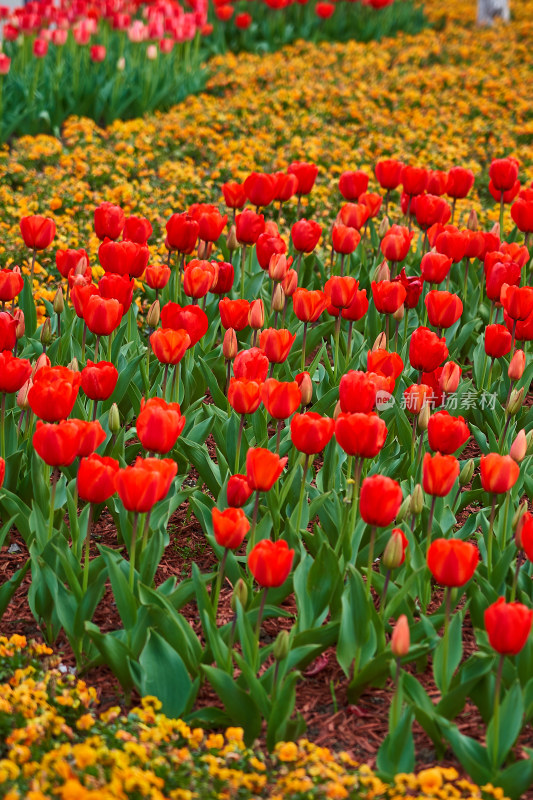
[0,0,424,140]
[1,0,533,796]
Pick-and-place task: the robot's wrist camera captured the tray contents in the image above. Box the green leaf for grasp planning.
[376,707,414,780]
[433,611,463,694]
[486,681,524,768]
[136,629,195,718]
[442,724,492,785]
[202,665,262,745]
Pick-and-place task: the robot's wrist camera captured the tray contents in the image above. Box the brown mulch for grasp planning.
[2,489,533,794]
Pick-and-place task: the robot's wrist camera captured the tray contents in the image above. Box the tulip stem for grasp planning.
[365,526,377,602]
[487,494,497,575]
[510,552,522,602]
[425,495,437,558]
[500,493,511,549]
[391,658,402,730]
[301,322,308,372]
[92,401,98,422]
[510,319,517,358]
[498,414,511,453]
[441,586,452,693]
[128,512,139,591]
[235,414,245,472]
[346,322,353,364]
[295,454,310,536]
[339,253,345,277]
[333,316,341,381]
[499,195,505,237]
[379,569,391,615]
[94,335,100,361]
[343,457,362,559]
[212,547,229,617]
[172,363,180,403]
[141,510,153,555]
[162,364,169,398]
[0,392,5,462]
[48,470,58,540]
[240,245,247,299]
[82,323,87,363]
[255,587,268,637]
[462,258,469,301]
[275,420,282,454]
[490,654,505,768]
[82,503,94,593]
[30,248,37,284]
[249,491,260,549]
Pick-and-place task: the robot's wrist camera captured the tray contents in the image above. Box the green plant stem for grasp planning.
[365,525,377,601]
[255,587,268,637]
[425,495,437,558]
[295,453,310,535]
[235,414,245,472]
[333,316,341,381]
[510,553,522,602]
[128,512,140,591]
[48,470,58,540]
[301,322,308,372]
[499,194,504,237]
[162,364,169,398]
[498,414,511,453]
[346,321,353,364]
[212,548,229,616]
[487,494,497,575]
[391,658,401,730]
[82,503,94,593]
[380,569,391,615]
[442,586,451,693]
[30,248,37,285]
[249,492,260,548]
[275,419,282,454]
[240,245,247,298]
[0,392,5,462]
[490,654,505,768]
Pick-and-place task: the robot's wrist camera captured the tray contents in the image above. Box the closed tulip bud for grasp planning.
[491,222,500,239]
[146,299,160,329]
[67,357,79,372]
[378,216,390,238]
[13,308,25,339]
[396,494,411,523]
[373,260,390,282]
[249,299,264,329]
[74,259,87,276]
[40,318,52,346]
[231,577,248,611]
[53,287,64,314]
[508,350,525,381]
[393,304,405,322]
[269,253,289,282]
[333,399,342,420]
[273,629,290,661]
[282,269,298,297]
[467,209,479,231]
[108,402,120,434]
[459,458,474,485]
[223,327,238,360]
[410,484,424,515]
[32,353,50,377]
[527,430,533,456]
[272,283,285,312]
[373,332,387,351]
[226,224,239,252]
[439,361,461,393]
[510,429,527,462]
[513,501,529,545]
[296,371,313,406]
[507,387,524,416]
[17,379,31,410]
[418,403,430,432]
[391,615,410,658]
[383,529,408,569]
[197,240,213,260]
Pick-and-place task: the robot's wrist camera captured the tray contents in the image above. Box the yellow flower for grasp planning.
[276,741,299,761]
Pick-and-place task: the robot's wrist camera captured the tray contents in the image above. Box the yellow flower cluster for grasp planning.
[0,636,509,800]
[0,0,532,320]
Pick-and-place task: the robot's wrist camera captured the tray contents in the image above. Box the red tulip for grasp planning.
[234,347,269,381]
[290,412,334,454]
[81,360,118,401]
[511,197,533,233]
[446,167,475,200]
[94,202,124,241]
[28,366,81,422]
[150,322,191,364]
[236,209,265,245]
[261,379,301,419]
[210,260,235,294]
[256,233,287,271]
[401,165,428,196]
[20,215,55,250]
[228,378,263,415]
[0,352,32,394]
[227,473,253,508]
[422,452,460,497]
[123,215,152,244]
[484,324,512,358]
[367,350,403,380]
[189,203,227,242]
[259,328,296,363]
[335,412,387,459]
[480,453,520,494]
[360,475,402,527]
[359,191,382,218]
[371,280,406,314]
[435,228,469,263]
[484,598,533,656]
[145,264,171,291]
[140,457,178,503]
[403,383,433,415]
[137,396,186,454]
[99,274,134,315]
[98,239,149,278]
[33,420,80,466]
[248,538,294,587]
[341,288,369,321]
[222,181,247,210]
[0,268,24,302]
[70,419,107,458]
[116,460,163,513]
[485,261,521,303]
[56,248,89,281]
[380,225,413,262]
[339,370,377,413]
[427,538,478,587]
[415,194,451,229]
[427,411,470,454]
[78,453,119,504]
[243,172,277,208]
[425,290,463,329]
[219,298,250,331]
[246,447,287,492]
[166,212,199,253]
[212,507,250,549]
[291,219,322,253]
[183,259,216,299]
[501,284,533,321]
[161,303,208,347]
[273,172,299,203]
[331,224,361,255]
[293,288,328,322]
[287,161,318,195]
[83,295,123,336]
[338,170,369,201]
[420,251,452,284]
[375,159,404,190]
[409,327,448,372]
[324,276,358,309]
[489,157,519,192]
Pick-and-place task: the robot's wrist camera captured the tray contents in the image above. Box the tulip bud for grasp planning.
[108,402,120,434]
[526,430,533,456]
[249,299,264,329]
[74,258,87,276]
[510,429,527,463]
[459,458,474,486]
[513,501,529,546]
[117,57,125,71]
[395,494,411,523]
[393,304,405,322]
[439,361,461,394]
[273,629,290,661]
[223,327,238,360]
[410,484,424,515]
[17,379,31,410]
[507,387,524,416]
[333,399,342,420]
[391,614,410,658]
[40,318,52,346]
[373,260,390,282]
[378,216,390,238]
[491,222,500,239]
[466,209,479,231]
[296,371,313,406]
[508,350,525,381]
[146,299,160,329]
[271,283,285,313]
[197,240,213,260]
[53,286,64,314]
[282,269,298,297]
[417,403,430,432]
[13,308,25,339]
[226,225,238,252]
[382,529,406,570]
[32,353,50,377]
[230,578,248,612]
[67,357,79,372]
[269,253,288,282]
[373,332,387,352]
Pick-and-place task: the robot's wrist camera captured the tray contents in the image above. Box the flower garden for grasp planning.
[1,0,533,797]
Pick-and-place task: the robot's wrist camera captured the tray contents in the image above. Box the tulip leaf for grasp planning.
[337,565,371,678]
[376,707,414,780]
[84,623,134,692]
[202,665,262,745]
[99,545,138,631]
[442,724,492,785]
[136,629,194,718]
[486,681,524,768]
[494,751,533,800]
